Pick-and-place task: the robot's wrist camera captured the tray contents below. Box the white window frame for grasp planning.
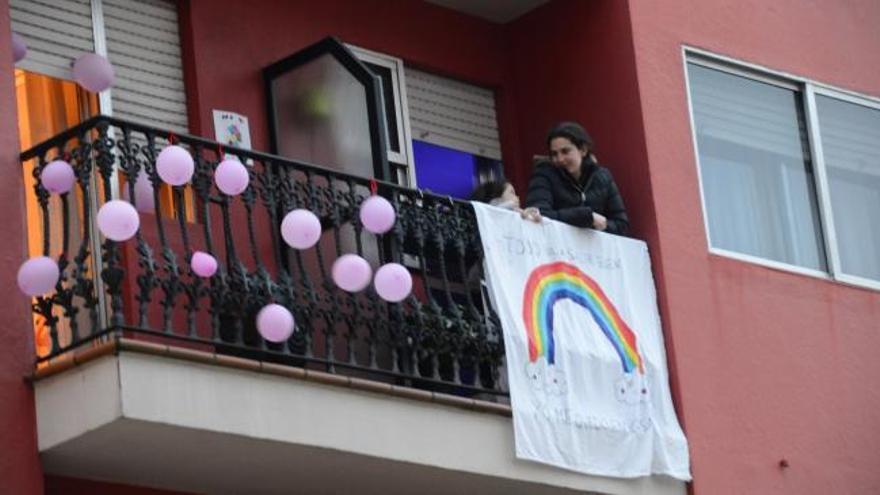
[89,0,114,120]
[807,86,880,291]
[346,44,417,188]
[682,46,880,291]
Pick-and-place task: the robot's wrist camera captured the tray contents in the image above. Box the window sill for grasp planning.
[707,247,880,292]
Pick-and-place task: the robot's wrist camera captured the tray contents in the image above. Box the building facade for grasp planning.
[1,0,878,494]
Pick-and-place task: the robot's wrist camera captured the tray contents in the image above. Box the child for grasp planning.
[470,180,541,222]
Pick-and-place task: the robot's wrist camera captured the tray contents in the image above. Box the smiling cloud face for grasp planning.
[524,360,545,392]
[524,359,568,396]
[615,373,648,405]
[543,366,567,395]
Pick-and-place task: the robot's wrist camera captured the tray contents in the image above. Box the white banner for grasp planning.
[472,203,691,480]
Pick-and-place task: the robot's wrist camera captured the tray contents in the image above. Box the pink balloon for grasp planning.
[256,304,295,343]
[332,254,372,292]
[97,200,140,241]
[72,53,115,93]
[12,33,26,63]
[156,145,194,186]
[214,159,249,196]
[133,172,155,212]
[191,251,218,278]
[17,256,60,297]
[41,160,75,194]
[359,195,396,234]
[281,209,321,250]
[373,263,412,303]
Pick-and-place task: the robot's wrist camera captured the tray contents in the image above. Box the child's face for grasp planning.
[501,183,520,208]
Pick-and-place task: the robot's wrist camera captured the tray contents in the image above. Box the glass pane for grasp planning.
[688,63,826,270]
[15,69,98,360]
[816,95,880,282]
[412,140,478,198]
[271,54,373,177]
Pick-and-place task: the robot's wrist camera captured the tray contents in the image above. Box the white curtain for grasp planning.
[819,96,880,281]
[689,63,826,270]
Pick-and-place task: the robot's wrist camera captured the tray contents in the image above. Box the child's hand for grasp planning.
[521,207,542,223]
[592,212,607,231]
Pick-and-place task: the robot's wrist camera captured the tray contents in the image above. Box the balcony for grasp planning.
[22,116,685,494]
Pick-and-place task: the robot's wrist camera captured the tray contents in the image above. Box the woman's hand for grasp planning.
[592,212,607,231]
[520,207,542,223]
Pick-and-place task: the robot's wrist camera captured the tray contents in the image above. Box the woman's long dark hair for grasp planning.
[546,121,594,152]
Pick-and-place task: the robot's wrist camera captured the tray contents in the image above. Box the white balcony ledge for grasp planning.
[33,340,686,495]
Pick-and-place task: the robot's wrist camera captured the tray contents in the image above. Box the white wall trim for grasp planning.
[707,247,832,280]
[347,44,418,187]
[683,45,880,103]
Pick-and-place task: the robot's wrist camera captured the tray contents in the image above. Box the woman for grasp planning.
[525,122,629,235]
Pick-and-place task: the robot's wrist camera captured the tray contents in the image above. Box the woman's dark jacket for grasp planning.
[524,159,629,235]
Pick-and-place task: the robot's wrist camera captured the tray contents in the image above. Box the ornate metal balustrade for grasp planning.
[20,116,506,397]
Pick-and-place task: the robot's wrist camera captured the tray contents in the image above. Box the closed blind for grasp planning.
[10,0,188,133]
[103,0,188,133]
[405,68,501,160]
[688,62,810,160]
[816,95,880,177]
[10,0,95,79]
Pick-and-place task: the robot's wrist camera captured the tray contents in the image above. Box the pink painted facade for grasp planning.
[0,1,43,493]
[1,0,878,493]
[627,1,880,493]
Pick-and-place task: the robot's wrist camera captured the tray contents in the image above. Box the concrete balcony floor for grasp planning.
[34,340,686,495]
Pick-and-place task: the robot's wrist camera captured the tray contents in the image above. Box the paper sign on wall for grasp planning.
[212,110,252,163]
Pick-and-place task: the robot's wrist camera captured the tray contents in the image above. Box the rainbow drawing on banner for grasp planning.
[522,261,643,374]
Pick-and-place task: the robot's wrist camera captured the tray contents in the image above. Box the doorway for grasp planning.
[15,69,98,359]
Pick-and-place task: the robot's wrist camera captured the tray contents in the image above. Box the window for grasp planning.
[686,63,826,271]
[15,70,98,361]
[11,0,189,134]
[12,0,195,222]
[685,52,880,288]
[409,140,502,199]
[347,45,505,194]
[265,43,384,180]
[814,94,880,283]
[347,45,415,186]
[405,68,503,197]
[101,0,189,133]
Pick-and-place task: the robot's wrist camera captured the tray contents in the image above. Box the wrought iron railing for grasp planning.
[20,116,505,397]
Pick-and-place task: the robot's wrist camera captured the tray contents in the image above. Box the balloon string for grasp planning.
[369,178,378,195]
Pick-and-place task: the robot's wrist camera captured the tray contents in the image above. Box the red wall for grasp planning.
[180,0,658,243]
[503,0,656,241]
[8,1,644,493]
[0,0,44,492]
[182,0,521,180]
[627,0,880,493]
[178,0,662,255]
